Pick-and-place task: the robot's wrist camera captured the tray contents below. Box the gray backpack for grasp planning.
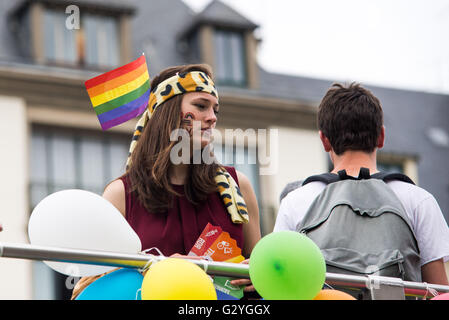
[296,168,421,297]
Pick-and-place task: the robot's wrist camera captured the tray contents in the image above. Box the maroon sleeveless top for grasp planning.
[120,166,244,256]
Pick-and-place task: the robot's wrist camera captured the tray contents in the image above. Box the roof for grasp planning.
[194,0,258,29]
[179,0,259,47]
[130,0,195,75]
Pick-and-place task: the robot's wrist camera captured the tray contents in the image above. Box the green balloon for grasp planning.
[249,231,326,300]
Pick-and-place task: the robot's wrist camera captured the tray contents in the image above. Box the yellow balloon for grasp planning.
[141,258,217,300]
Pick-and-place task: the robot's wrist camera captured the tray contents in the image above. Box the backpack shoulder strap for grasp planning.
[302,170,351,186]
[302,173,338,186]
[371,172,415,185]
[303,168,415,186]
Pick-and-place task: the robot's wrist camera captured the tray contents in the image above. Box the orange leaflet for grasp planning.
[204,231,242,262]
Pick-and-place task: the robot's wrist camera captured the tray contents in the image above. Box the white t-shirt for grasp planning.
[274,180,449,267]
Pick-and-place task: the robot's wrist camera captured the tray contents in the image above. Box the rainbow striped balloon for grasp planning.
[85,55,150,130]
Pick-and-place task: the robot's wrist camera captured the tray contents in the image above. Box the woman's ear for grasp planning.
[319,131,332,152]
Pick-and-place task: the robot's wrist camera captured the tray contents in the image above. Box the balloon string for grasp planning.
[422,282,438,300]
[141,247,164,256]
[139,247,165,273]
[135,288,142,300]
[323,282,335,290]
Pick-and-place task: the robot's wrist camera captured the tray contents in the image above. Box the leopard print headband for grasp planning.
[148,71,218,114]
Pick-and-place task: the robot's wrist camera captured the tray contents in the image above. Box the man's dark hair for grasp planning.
[317,82,383,155]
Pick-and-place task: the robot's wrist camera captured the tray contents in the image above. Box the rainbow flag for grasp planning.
[85,55,150,130]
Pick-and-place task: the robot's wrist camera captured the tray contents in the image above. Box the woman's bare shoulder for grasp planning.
[235,170,251,190]
[104,179,125,194]
[103,179,126,217]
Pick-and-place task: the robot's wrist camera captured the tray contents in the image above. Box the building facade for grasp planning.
[0,0,447,299]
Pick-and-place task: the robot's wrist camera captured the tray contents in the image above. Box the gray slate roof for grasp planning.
[130,0,195,76]
[193,0,258,29]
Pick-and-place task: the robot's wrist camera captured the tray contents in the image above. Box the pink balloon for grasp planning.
[431,293,449,300]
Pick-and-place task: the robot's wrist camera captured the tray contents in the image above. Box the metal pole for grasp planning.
[1,242,449,298]
[0,242,250,278]
[324,269,449,297]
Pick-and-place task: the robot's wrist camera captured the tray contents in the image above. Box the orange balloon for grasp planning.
[313,289,357,300]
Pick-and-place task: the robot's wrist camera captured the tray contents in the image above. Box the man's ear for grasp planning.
[377,126,385,149]
[319,131,332,152]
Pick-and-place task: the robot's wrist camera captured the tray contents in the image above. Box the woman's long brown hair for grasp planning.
[125,64,220,213]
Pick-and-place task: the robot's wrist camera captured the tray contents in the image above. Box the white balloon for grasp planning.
[28,189,142,277]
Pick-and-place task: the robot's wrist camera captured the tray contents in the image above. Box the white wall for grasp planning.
[0,96,32,299]
[258,126,328,233]
[274,126,328,200]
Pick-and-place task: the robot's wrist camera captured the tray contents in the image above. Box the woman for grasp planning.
[72,64,260,298]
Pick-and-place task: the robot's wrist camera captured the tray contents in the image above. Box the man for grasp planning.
[274,82,449,285]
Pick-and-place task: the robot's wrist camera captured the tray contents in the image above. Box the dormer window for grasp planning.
[43,9,119,68]
[214,28,246,86]
[179,0,259,89]
[9,1,133,70]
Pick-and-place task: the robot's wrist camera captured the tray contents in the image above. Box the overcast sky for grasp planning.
[182,0,449,95]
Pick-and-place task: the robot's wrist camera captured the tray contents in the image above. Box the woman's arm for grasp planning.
[102,179,126,218]
[236,170,261,258]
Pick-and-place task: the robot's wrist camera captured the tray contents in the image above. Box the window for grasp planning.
[213,143,259,190]
[30,125,130,299]
[42,8,119,68]
[30,126,129,207]
[213,142,261,213]
[213,142,267,233]
[185,32,201,63]
[84,14,120,68]
[327,158,405,175]
[214,29,246,86]
[377,162,404,174]
[43,9,77,64]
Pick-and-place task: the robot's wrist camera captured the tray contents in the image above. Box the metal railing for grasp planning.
[1,242,448,300]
